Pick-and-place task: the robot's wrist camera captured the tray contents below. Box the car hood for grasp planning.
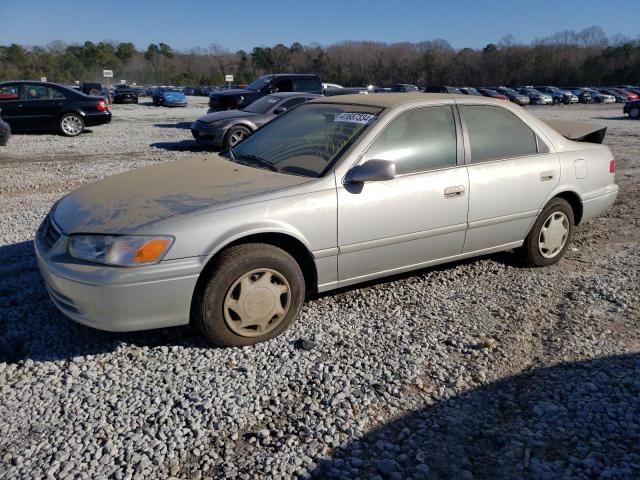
[197,110,257,124]
[52,155,309,234]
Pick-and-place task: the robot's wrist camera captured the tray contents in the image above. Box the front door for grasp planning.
[19,83,66,130]
[337,105,469,284]
[459,104,560,252]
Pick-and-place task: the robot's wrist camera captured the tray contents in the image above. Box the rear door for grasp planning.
[459,104,560,253]
[0,84,22,130]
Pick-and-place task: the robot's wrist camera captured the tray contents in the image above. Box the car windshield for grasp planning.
[464,88,480,95]
[243,95,280,114]
[246,76,272,91]
[500,88,518,95]
[229,103,382,177]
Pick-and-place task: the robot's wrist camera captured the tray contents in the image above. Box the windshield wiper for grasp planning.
[237,153,280,173]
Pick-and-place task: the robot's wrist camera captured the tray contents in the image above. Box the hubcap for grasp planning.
[538,212,569,259]
[229,129,247,145]
[62,116,82,135]
[223,268,291,337]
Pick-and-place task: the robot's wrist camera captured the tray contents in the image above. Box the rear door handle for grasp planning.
[444,185,465,198]
[540,170,554,181]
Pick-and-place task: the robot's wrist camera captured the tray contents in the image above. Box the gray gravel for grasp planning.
[0,101,638,479]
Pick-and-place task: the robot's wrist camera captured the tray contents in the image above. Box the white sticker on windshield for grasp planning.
[335,112,376,124]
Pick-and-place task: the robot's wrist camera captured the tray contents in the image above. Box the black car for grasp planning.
[564,87,593,104]
[192,92,319,149]
[113,85,139,104]
[0,81,111,136]
[423,86,464,94]
[0,108,11,146]
[208,74,322,112]
[623,99,640,119]
[391,84,419,92]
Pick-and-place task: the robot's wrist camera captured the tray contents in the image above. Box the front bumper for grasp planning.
[191,121,225,147]
[35,218,203,332]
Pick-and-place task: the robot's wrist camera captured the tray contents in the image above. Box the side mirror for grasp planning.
[273,107,287,115]
[348,159,396,183]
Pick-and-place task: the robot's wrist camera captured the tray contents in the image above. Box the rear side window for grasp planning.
[22,84,65,100]
[280,97,309,109]
[0,85,19,101]
[296,77,321,92]
[364,106,457,175]
[460,105,537,163]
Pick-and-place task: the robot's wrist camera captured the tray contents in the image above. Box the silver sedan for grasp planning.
[36,93,618,346]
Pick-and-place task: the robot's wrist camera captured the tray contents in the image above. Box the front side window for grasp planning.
[231,103,381,177]
[460,105,538,163]
[0,85,19,101]
[363,106,457,175]
[22,84,65,100]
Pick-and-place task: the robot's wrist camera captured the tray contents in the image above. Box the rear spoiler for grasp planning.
[542,119,607,144]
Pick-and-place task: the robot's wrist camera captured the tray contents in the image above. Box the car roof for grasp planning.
[311,92,471,108]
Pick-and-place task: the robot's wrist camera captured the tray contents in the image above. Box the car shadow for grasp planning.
[309,353,640,479]
[150,140,211,152]
[154,122,193,130]
[0,240,207,364]
[592,116,630,121]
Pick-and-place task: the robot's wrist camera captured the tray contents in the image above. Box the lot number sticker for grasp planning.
[335,113,376,124]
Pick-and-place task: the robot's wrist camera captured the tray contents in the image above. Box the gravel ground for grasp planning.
[0,100,638,479]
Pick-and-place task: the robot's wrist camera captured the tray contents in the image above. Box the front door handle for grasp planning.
[540,170,554,181]
[444,185,465,198]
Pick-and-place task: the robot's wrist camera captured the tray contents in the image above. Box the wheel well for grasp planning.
[554,191,583,225]
[194,232,318,302]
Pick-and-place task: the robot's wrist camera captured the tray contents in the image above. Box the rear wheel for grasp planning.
[630,107,640,119]
[519,198,574,267]
[192,244,305,347]
[59,113,84,137]
[224,125,251,148]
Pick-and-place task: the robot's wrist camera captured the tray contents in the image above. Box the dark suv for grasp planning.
[208,74,322,112]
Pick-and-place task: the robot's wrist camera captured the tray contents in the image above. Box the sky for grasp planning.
[0,0,637,52]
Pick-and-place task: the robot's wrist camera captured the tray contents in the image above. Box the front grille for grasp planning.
[40,216,61,251]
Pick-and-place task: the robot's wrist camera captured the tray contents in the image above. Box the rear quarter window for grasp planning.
[296,77,321,92]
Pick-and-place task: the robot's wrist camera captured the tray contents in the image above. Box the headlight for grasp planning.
[68,235,174,266]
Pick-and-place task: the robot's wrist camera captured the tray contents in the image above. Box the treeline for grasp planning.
[1,26,638,87]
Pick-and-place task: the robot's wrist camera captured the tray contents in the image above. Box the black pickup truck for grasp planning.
[208,74,322,112]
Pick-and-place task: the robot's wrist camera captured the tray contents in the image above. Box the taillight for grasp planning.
[610,159,616,173]
[97,100,108,111]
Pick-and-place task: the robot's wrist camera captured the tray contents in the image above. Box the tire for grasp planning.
[59,113,85,137]
[224,125,252,148]
[519,198,574,267]
[630,107,640,119]
[192,243,305,347]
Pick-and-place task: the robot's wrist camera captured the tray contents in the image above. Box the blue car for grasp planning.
[152,87,188,107]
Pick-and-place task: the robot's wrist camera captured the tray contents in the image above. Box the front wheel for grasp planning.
[519,198,574,267]
[224,125,251,148]
[629,107,640,119]
[192,244,305,347]
[59,113,85,137]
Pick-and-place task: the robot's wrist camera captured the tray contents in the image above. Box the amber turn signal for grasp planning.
[133,239,172,263]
